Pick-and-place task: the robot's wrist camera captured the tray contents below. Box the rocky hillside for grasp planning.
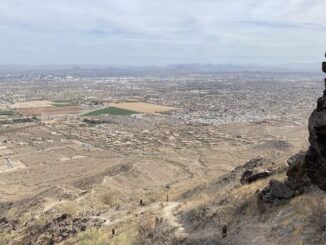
[166,58,326,245]
[0,64,325,245]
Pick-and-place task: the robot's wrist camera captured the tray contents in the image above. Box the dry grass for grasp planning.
[181,192,215,212]
[76,228,108,245]
[110,223,138,245]
[144,189,164,203]
[100,189,120,206]
[18,211,35,226]
[310,189,326,232]
[0,231,15,245]
[135,214,175,245]
[85,186,122,210]
[178,170,289,239]
[55,201,80,216]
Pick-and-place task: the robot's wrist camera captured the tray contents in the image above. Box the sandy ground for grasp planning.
[110,102,176,113]
[10,100,54,109]
[0,110,312,245]
[17,106,80,116]
[0,116,308,203]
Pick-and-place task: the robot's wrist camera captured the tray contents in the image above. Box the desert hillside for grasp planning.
[0,70,325,245]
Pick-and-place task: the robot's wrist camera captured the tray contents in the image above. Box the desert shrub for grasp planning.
[310,191,326,231]
[110,225,138,245]
[100,189,120,206]
[0,231,15,245]
[18,212,34,226]
[135,215,175,245]
[76,228,107,245]
[56,201,80,215]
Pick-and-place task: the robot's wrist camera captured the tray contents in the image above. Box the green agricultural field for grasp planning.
[52,103,73,107]
[0,110,15,116]
[83,107,137,116]
[53,100,71,103]
[52,100,75,107]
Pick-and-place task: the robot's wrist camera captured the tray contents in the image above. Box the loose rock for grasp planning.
[269,179,294,199]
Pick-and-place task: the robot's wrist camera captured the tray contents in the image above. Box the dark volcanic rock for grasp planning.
[240,157,265,169]
[323,61,326,73]
[18,213,104,245]
[269,179,294,199]
[257,58,326,204]
[288,56,326,191]
[286,151,305,180]
[0,217,9,224]
[259,179,295,205]
[241,170,271,184]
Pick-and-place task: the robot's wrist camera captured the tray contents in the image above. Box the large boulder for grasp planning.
[269,179,294,199]
[288,57,326,191]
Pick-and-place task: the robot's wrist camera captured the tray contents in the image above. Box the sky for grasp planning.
[0,0,325,66]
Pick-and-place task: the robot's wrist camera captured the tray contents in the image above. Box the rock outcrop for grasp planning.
[287,55,326,191]
[258,56,326,206]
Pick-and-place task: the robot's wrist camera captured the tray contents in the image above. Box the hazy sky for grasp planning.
[0,0,325,66]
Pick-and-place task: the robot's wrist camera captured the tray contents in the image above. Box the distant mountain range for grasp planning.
[0,63,322,75]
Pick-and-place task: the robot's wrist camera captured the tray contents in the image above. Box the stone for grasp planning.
[241,170,271,184]
[0,217,9,224]
[284,180,301,191]
[255,191,266,213]
[286,152,309,184]
[17,212,104,244]
[240,170,253,183]
[262,193,273,203]
[269,179,294,199]
[222,224,227,238]
[262,186,270,194]
[286,55,326,191]
[61,232,69,238]
[241,156,265,169]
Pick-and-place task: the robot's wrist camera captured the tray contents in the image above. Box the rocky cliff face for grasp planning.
[288,57,326,190]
